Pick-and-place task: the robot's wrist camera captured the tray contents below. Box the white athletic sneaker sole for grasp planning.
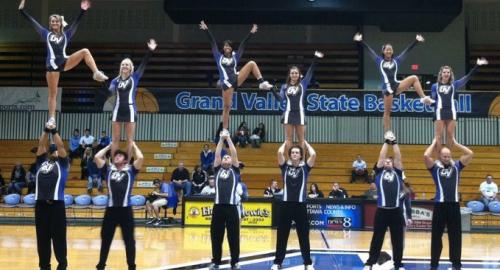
[384,130,396,141]
[259,81,273,90]
[93,71,109,82]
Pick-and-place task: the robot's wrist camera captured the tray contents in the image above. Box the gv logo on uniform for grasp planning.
[221,57,234,66]
[287,168,300,178]
[219,170,231,179]
[383,171,395,182]
[111,172,126,182]
[287,86,300,96]
[49,35,63,44]
[40,162,55,174]
[383,61,395,69]
[439,168,453,178]
[118,80,130,89]
[439,85,452,95]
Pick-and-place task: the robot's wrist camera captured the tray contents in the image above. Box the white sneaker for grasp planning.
[386,88,394,95]
[93,70,109,82]
[46,117,56,129]
[270,264,281,270]
[220,129,230,138]
[420,96,435,105]
[259,81,273,90]
[305,265,315,270]
[208,263,219,270]
[363,266,372,270]
[231,263,240,270]
[384,130,396,142]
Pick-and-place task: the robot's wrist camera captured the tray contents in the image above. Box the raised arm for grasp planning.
[277,141,286,166]
[199,20,221,59]
[36,130,49,156]
[454,58,488,89]
[52,131,67,158]
[135,39,157,79]
[354,33,379,62]
[376,143,389,168]
[395,34,423,62]
[304,141,316,168]
[453,139,474,166]
[213,135,225,168]
[236,24,257,59]
[94,144,111,169]
[19,0,48,38]
[132,142,144,170]
[224,135,239,167]
[431,83,438,102]
[392,144,403,170]
[423,139,437,169]
[64,0,89,40]
[301,51,324,89]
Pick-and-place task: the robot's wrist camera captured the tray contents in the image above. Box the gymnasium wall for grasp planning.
[0,0,498,88]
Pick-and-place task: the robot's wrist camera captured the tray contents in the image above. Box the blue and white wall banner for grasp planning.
[0,87,62,111]
[107,88,500,117]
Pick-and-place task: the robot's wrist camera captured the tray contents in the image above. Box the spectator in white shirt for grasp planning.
[200,176,216,196]
[79,128,95,149]
[480,174,498,210]
[351,154,369,183]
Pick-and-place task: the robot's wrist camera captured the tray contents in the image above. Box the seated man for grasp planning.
[364,183,378,200]
[200,176,216,196]
[328,182,348,199]
[7,162,26,195]
[480,174,498,210]
[171,161,192,197]
[145,179,170,225]
[351,154,369,183]
[264,179,282,198]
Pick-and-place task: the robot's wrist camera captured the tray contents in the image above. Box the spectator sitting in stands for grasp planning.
[232,121,250,147]
[191,165,207,195]
[171,161,192,197]
[96,130,111,152]
[250,122,266,148]
[79,128,95,150]
[328,182,348,199]
[200,176,216,196]
[480,174,498,211]
[7,162,26,194]
[200,144,214,174]
[80,147,93,180]
[308,183,324,198]
[87,152,103,194]
[264,179,282,197]
[145,179,170,225]
[0,168,6,196]
[26,162,37,194]
[364,183,378,200]
[351,154,369,183]
[68,128,81,163]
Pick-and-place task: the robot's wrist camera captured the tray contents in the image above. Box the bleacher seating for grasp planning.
[468,44,500,91]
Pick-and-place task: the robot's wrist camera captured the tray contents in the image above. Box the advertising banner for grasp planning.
[183,200,273,227]
[103,88,500,117]
[0,87,62,111]
[307,202,363,229]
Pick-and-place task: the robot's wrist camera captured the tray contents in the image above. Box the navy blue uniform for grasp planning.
[205,30,252,90]
[97,163,139,270]
[280,61,317,125]
[34,154,70,270]
[274,160,313,266]
[428,160,464,269]
[361,40,418,95]
[109,50,152,123]
[431,66,478,121]
[211,165,241,267]
[366,166,406,269]
[20,9,85,71]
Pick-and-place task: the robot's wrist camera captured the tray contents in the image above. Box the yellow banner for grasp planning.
[184,201,273,227]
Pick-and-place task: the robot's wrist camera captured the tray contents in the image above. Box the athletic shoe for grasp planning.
[153,219,163,226]
[363,266,372,270]
[146,218,156,225]
[231,263,240,270]
[420,96,435,105]
[259,81,273,90]
[270,264,281,270]
[386,88,394,95]
[46,117,56,130]
[384,130,396,142]
[305,265,315,270]
[208,263,219,270]
[93,70,109,82]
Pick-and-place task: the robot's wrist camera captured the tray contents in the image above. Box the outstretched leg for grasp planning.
[396,75,425,98]
[64,48,108,81]
[237,61,272,89]
[222,88,234,130]
[46,72,60,122]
